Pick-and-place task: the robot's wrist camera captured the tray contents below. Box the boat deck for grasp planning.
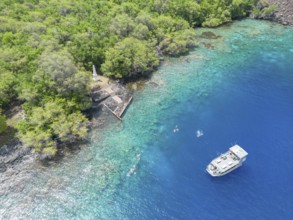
[210,152,240,173]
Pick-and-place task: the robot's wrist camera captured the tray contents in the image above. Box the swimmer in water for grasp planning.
[196,129,204,137]
[173,125,179,133]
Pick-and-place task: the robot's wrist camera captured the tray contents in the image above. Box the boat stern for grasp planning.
[206,164,220,177]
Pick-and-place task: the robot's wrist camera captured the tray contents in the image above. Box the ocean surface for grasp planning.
[1,19,293,220]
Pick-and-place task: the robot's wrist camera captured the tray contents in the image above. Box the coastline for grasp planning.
[267,0,293,26]
[0,79,136,173]
[1,19,293,219]
[1,0,292,165]
[1,10,293,168]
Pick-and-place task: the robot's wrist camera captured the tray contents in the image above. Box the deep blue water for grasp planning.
[121,55,293,220]
[110,22,293,219]
[1,20,293,220]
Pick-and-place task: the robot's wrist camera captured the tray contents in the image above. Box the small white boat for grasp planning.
[206,145,248,177]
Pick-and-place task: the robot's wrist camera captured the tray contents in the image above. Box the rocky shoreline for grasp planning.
[267,0,293,26]
[0,81,132,170]
[1,0,293,182]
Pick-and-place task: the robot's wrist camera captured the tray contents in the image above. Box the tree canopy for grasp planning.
[16,100,88,155]
[102,37,159,78]
[0,0,263,157]
[0,113,7,134]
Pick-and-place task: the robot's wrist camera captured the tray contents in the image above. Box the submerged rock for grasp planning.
[0,139,32,172]
[199,31,222,40]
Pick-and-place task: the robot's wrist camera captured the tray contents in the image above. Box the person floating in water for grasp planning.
[196,129,204,137]
[127,153,141,176]
[173,125,179,133]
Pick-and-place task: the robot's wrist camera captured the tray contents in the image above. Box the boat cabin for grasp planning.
[229,145,248,161]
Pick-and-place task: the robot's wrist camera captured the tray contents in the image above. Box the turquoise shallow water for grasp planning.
[1,19,293,219]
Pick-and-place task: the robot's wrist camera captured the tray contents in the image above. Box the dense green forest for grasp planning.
[0,0,271,157]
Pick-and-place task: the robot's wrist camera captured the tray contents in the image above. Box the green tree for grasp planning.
[0,71,17,108]
[20,49,92,110]
[17,100,88,156]
[154,15,189,35]
[159,29,196,56]
[230,0,256,19]
[152,15,190,44]
[131,23,151,40]
[170,0,203,26]
[151,0,171,14]
[110,2,140,17]
[135,12,156,31]
[0,47,28,73]
[251,0,277,19]
[101,37,159,78]
[109,14,136,38]
[0,113,7,134]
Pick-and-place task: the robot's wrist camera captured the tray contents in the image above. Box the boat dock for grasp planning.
[91,83,133,120]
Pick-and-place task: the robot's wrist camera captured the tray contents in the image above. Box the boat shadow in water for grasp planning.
[207,166,250,184]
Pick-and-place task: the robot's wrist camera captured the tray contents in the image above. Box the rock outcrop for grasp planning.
[267,0,293,26]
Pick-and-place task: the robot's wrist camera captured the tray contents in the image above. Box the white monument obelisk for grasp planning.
[93,65,99,81]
